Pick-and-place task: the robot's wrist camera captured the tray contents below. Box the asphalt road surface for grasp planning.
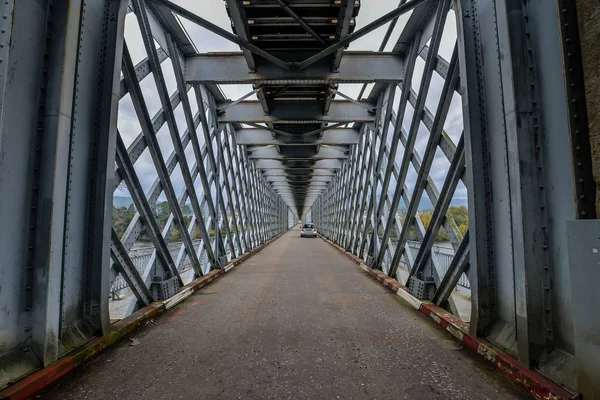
[43,227,528,399]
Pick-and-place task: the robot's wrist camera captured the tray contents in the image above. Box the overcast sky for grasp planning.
[116,1,467,210]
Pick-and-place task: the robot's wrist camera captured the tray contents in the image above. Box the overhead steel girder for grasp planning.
[272,181,328,187]
[235,128,360,145]
[267,176,332,182]
[262,168,336,175]
[247,146,348,160]
[185,52,404,84]
[217,101,375,123]
[253,159,343,170]
[279,191,324,195]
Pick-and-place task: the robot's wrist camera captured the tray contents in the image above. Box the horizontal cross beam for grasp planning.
[247,146,348,160]
[217,101,375,123]
[266,176,332,182]
[185,52,404,84]
[262,170,336,177]
[235,128,360,145]
[254,159,343,169]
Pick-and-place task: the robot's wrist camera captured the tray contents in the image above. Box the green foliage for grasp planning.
[419,205,469,241]
[111,200,196,242]
[112,204,135,238]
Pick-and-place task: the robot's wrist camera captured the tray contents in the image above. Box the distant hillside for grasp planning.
[113,196,133,208]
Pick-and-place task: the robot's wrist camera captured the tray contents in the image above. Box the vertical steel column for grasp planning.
[0,0,128,385]
[353,125,377,256]
[340,132,364,247]
[228,125,254,249]
[240,150,260,247]
[345,125,369,249]
[454,0,578,379]
[215,125,243,257]
[348,125,371,250]
[365,83,396,261]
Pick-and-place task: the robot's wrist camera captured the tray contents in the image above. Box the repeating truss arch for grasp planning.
[0,0,597,398]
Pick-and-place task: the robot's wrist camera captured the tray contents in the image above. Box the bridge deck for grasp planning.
[42,228,527,399]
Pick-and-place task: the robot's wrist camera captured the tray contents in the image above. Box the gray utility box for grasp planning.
[219,255,228,268]
[567,220,600,399]
[150,276,180,300]
[408,276,436,300]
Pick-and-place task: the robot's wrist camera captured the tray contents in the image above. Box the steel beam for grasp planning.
[185,52,404,84]
[151,0,291,70]
[217,101,375,123]
[224,0,255,71]
[254,159,342,169]
[295,0,432,70]
[248,146,348,160]
[234,128,360,146]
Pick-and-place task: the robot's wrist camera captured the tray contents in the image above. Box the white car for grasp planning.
[300,223,317,238]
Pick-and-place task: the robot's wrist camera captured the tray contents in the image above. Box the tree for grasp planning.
[112,204,135,237]
[418,205,469,242]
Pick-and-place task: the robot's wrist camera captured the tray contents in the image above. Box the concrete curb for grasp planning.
[0,231,288,400]
[318,234,577,400]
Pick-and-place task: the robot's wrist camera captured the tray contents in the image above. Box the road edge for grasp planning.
[0,231,289,400]
[318,234,578,400]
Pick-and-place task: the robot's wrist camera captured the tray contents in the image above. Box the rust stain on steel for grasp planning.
[0,231,290,400]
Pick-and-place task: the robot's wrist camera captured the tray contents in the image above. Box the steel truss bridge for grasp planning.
[0,0,598,398]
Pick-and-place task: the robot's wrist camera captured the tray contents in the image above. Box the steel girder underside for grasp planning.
[0,0,599,398]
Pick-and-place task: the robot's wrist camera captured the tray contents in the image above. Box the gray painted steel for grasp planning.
[216,100,375,123]
[186,52,404,84]
[0,0,597,397]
